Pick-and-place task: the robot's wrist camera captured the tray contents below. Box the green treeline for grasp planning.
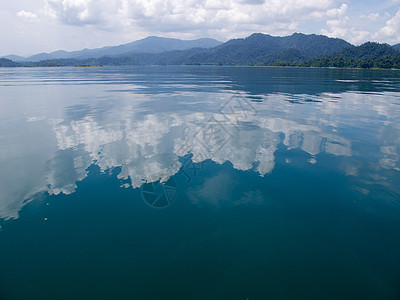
[295,42,400,69]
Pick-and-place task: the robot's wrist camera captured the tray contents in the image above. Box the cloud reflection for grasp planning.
[2,78,400,219]
[0,90,359,220]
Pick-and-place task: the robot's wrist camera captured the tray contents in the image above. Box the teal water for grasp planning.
[0,66,400,299]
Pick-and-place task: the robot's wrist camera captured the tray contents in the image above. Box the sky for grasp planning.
[1,0,400,57]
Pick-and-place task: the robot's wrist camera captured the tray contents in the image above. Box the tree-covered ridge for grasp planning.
[298,42,400,69]
[176,33,351,65]
[0,58,22,67]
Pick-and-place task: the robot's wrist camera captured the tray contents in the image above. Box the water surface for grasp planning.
[0,66,400,299]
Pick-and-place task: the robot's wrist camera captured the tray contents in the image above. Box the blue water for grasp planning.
[0,66,400,299]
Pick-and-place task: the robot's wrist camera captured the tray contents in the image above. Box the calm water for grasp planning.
[0,66,400,299]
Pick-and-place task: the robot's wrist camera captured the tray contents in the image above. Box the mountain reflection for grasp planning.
[1,67,400,220]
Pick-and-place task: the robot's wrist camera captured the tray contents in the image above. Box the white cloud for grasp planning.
[124,0,335,30]
[321,24,372,45]
[360,12,391,22]
[46,0,109,26]
[320,3,380,45]
[43,0,340,37]
[377,8,400,43]
[2,0,400,55]
[16,10,38,22]
[22,0,346,49]
[320,4,400,45]
[363,13,381,21]
[326,3,347,18]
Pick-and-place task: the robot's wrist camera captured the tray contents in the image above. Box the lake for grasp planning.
[0,66,400,299]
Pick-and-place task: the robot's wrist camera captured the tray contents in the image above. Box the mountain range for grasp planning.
[1,33,400,69]
[3,36,222,62]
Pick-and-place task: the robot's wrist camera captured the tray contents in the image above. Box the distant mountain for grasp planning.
[98,36,222,55]
[392,43,400,51]
[5,36,222,62]
[26,50,71,62]
[2,55,25,62]
[0,58,22,67]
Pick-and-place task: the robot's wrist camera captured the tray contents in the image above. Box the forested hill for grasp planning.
[175,33,352,65]
[299,42,400,69]
[0,58,22,67]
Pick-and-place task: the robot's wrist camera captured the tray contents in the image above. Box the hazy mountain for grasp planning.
[392,43,400,51]
[5,36,222,62]
[2,55,25,61]
[96,36,222,55]
[23,50,71,62]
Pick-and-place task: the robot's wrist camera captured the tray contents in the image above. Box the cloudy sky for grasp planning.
[1,0,400,56]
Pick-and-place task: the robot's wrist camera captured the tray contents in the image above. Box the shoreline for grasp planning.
[2,64,399,71]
